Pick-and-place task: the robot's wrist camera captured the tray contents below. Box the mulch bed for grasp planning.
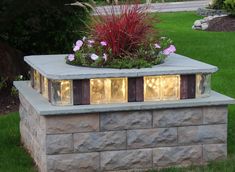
[206,16,235,32]
[0,89,19,115]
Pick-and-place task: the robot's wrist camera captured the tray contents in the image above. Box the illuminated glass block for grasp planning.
[144,76,161,101]
[110,78,128,103]
[161,75,180,100]
[144,75,180,101]
[33,70,40,92]
[51,80,73,105]
[41,76,48,99]
[196,74,211,98]
[90,79,106,104]
[90,78,127,104]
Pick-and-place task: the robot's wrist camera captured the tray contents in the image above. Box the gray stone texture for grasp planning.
[127,128,177,149]
[47,153,99,172]
[100,149,152,171]
[20,113,46,171]
[46,134,73,155]
[203,144,227,162]
[19,99,229,171]
[100,111,152,131]
[45,113,99,134]
[153,145,202,167]
[178,124,227,145]
[74,131,126,152]
[153,107,202,127]
[203,106,227,124]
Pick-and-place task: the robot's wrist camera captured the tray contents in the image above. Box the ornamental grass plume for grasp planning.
[90,3,158,57]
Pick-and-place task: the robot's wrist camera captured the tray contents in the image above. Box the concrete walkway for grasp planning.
[94,0,209,15]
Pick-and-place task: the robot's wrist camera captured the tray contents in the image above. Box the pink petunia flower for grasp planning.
[68,54,75,61]
[76,40,83,47]
[73,45,81,52]
[154,43,161,49]
[73,40,83,52]
[88,40,95,44]
[90,53,99,61]
[100,41,107,46]
[163,45,176,55]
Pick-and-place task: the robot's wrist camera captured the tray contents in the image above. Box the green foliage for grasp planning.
[224,0,235,15]
[66,37,174,68]
[0,77,8,91]
[210,0,225,9]
[0,113,36,171]
[0,0,91,54]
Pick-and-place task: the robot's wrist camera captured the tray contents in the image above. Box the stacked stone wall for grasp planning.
[19,94,228,172]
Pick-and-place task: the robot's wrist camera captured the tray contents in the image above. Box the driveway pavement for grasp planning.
[93,0,210,15]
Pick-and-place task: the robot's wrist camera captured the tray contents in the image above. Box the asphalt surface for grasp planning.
[93,0,209,15]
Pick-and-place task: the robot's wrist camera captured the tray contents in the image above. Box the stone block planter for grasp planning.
[14,53,234,172]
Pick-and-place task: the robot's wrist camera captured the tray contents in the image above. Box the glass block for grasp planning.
[51,80,73,105]
[144,76,161,101]
[196,74,211,98]
[33,70,40,92]
[41,76,48,99]
[144,75,180,101]
[90,79,106,104]
[110,78,128,103]
[160,75,180,100]
[90,78,127,104]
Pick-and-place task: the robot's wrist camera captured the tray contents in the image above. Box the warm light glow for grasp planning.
[144,75,180,101]
[41,76,48,98]
[196,74,211,98]
[90,78,127,104]
[51,80,73,105]
[33,70,40,92]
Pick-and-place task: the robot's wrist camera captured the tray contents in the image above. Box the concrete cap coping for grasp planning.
[24,53,218,80]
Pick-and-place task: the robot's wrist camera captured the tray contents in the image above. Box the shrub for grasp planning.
[0,0,92,54]
[224,0,235,15]
[210,0,225,9]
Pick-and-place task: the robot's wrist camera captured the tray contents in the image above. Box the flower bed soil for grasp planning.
[207,16,235,32]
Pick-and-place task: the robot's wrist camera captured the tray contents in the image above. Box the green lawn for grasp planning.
[0,12,235,172]
[0,113,36,172]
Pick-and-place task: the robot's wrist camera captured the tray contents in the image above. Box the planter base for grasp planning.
[16,81,232,172]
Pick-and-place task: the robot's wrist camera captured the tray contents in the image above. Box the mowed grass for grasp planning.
[0,12,235,172]
[0,112,36,172]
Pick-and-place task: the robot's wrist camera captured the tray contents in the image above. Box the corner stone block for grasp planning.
[100,149,152,171]
[74,131,126,152]
[100,111,152,131]
[203,106,227,124]
[203,144,227,162]
[45,113,99,134]
[127,128,177,149]
[153,107,203,127]
[178,124,227,145]
[46,134,73,155]
[19,104,27,121]
[153,145,202,167]
[47,153,99,172]
[19,93,30,112]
